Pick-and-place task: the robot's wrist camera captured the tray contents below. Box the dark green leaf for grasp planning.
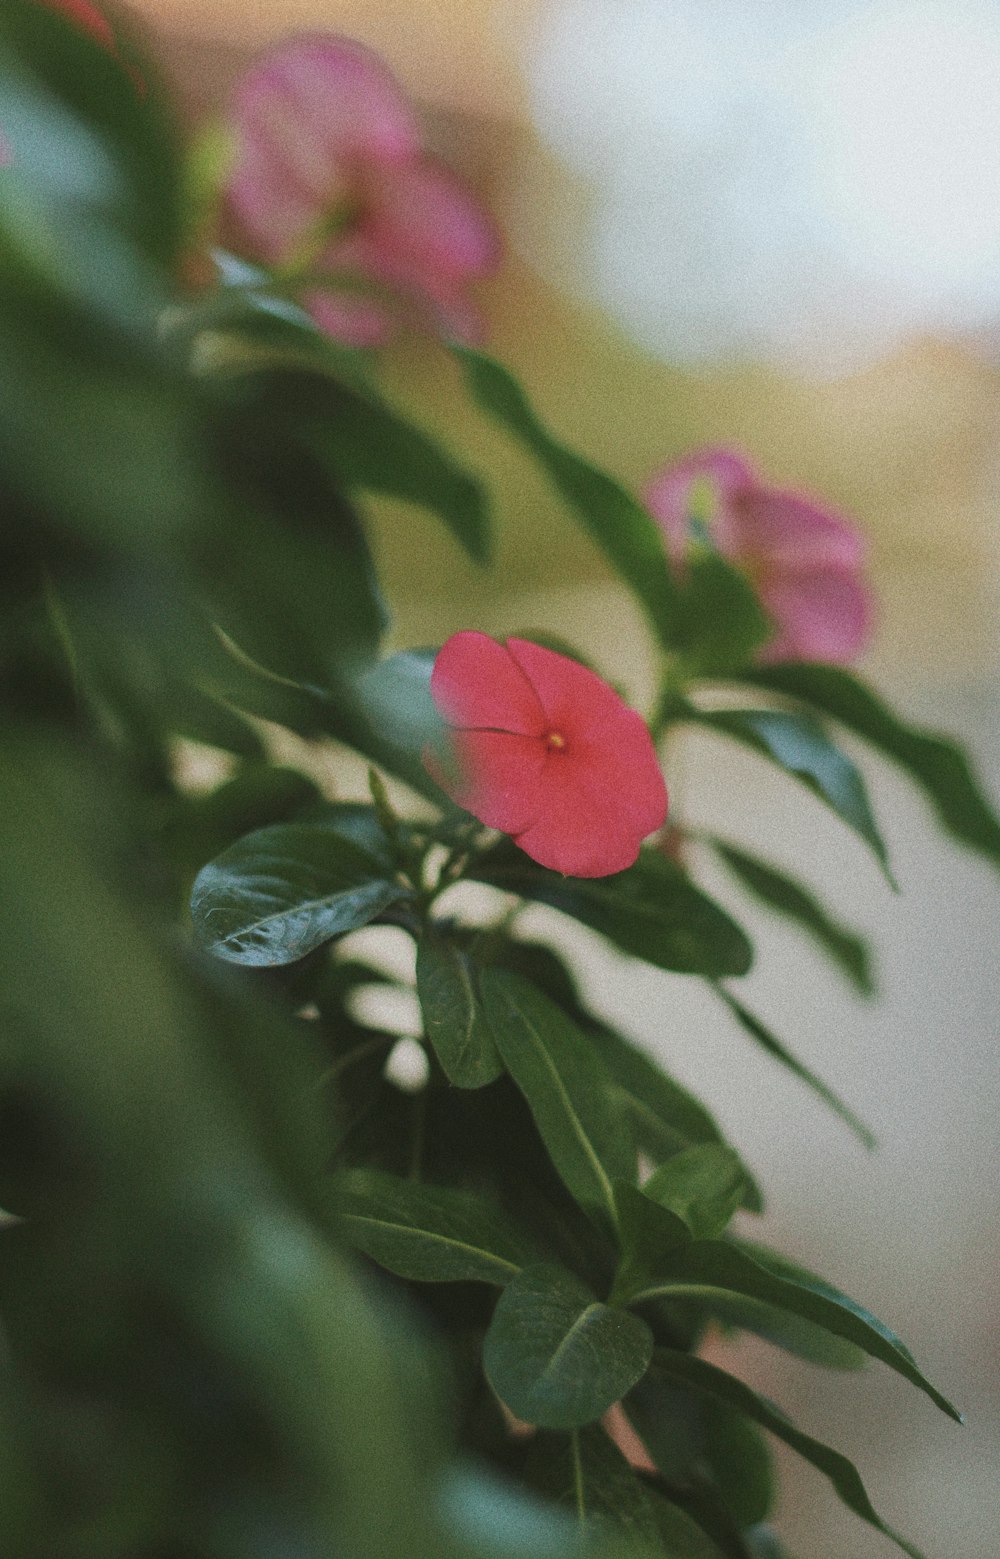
[455,346,678,647]
[709,838,873,995]
[742,661,1000,871]
[626,1367,774,1529]
[336,1169,536,1285]
[685,708,893,884]
[668,550,772,676]
[417,930,504,1089]
[190,822,413,966]
[479,971,632,1230]
[524,1425,666,1547]
[582,1024,763,1215]
[713,987,876,1149]
[484,1265,653,1429]
[469,843,753,979]
[643,1147,749,1241]
[229,368,490,564]
[618,1240,961,1422]
[648,1351,926,1558]
[612,1185,692,1305]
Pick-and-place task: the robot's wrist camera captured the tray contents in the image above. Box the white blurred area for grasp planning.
[510,0,1000,374]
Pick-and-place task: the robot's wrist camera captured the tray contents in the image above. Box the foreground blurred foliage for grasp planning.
[2,5,995,1556]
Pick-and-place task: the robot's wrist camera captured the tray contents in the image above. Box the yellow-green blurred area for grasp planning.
[130,3,1000,1556]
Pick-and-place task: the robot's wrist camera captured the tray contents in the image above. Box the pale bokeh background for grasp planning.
[132,2,1000,1554]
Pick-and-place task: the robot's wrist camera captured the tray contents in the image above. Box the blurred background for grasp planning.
[130,2,1000,1554]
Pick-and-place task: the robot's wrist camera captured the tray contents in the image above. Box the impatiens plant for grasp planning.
[2,4,997,1557]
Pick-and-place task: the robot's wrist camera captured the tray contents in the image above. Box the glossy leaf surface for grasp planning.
[191,822,412,965]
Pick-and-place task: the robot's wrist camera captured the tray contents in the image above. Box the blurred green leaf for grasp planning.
[618,1239,961,1422]
[646,1351,925,1558]
[484,1265,653,1429]
[626,1366,774,1531]
[524,1428,670,1546]
[643,1147,749,1241]
[417,929,504,1089]
[455,347,678,647]
[336,1169,535,1285]
[684,707,893,885]
[233,367,491,564]
[741,662,1000,873]
[708,838,873,996]
[190,822,414,966]
[668,550,771,677]
[469,843,753,980]
[479,971,632,1231]
[686,1290,865,1371]
[712,986,876,1149]
[580,1024,763,1215]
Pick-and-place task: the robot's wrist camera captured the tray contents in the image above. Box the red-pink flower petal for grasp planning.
[515,732,666,877]
[433,728,548,835]
[430,631,545,736]
[758,565,872,664]
[425,632,667,878]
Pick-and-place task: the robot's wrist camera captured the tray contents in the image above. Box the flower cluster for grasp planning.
[225,35,501,347]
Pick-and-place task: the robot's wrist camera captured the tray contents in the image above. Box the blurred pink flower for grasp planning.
[225,34,501,347]
[645,448,872,664]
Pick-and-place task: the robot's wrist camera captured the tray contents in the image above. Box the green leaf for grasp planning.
[469,843,753,979]
[713,986,876,1150]
[483,1265,653,1429]
[416,930,504,1089]
[618,1240,961,1422]
[684,708,893,885]
[229,367,491,564]
[709,838,873,995]
[686,1289,865,1371]
[479,971,633,1230]
[455,346,678,647]
[612,1184,692,1305]
[668,549,772,677]
[190,822,413,966]
[646,1351,927,1559]
[524,1424,667,1548]
[741,661,1000,872]
[581,1025,763,1215]
[626,1367,774,1530]
[336,1169,536,1285]
[643,1147,749,1241]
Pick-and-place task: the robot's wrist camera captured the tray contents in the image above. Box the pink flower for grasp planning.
[426,632,667,878]
[645,448,872,664]
[225,34,501,347]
